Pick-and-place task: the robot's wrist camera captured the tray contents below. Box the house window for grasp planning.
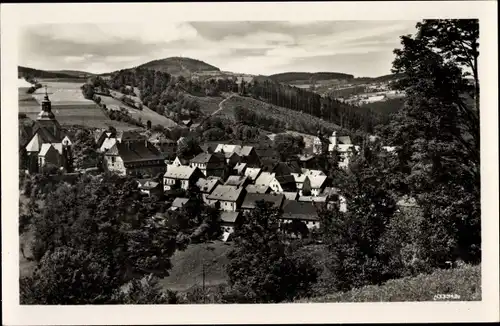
[111,157,116,163]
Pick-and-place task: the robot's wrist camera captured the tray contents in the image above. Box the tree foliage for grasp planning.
[319,146,397,292]
[380,19,480,266]
[225,201,319,303]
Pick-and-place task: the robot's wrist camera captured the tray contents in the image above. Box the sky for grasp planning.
[19,21,419,77]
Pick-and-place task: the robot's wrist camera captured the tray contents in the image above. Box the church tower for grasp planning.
[36,85,62,139]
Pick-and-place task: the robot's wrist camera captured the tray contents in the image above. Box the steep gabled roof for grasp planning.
[172,197,190,208]
[224,175,248,187]
[255,172,275,187]
[206,185,245,202]
[241,193,285,210]
[220,211,241,224]
[164,165,199,180]
[244,167,261,180]
[190,152,225,164]
[196,177,220,194]
[107,140,164,163]
[282,200,319,221]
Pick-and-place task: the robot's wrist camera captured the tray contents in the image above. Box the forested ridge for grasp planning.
[105,67,383,133]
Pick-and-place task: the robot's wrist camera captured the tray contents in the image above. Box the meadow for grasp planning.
[105,90,178,128]
[18,80,137,130]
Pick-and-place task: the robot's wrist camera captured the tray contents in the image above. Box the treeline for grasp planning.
[241,79,381,133]
[268,72,354,83]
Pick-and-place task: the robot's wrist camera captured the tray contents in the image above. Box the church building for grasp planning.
[24,87,72,173]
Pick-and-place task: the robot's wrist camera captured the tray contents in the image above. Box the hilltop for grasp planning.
[137,57,220,76]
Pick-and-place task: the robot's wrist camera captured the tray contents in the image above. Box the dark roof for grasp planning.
[108,140,164,163]
[190,152,225,164]
[282,200,319,221]
[275,175,297,192]
[272,161,302,176]
[206,185,245,202]
[241,193,285,210]
[118,130,147,141]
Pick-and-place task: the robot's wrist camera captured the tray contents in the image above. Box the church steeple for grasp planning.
[38,85,55,120]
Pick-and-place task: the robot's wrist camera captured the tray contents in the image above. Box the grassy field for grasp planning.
[106,90,178,128]
[213,94,341,134]
[296,265,481,302]
[184,93,225,116]
[18,80,135,130]
[159,241,233,292]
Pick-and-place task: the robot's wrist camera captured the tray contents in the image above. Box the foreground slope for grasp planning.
[297,265,481,302]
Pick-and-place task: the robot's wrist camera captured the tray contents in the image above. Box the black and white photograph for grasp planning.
[1,2,498,325]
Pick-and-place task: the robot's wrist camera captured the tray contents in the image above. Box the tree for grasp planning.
[115,274,178,304]
[382,19,480,266]
[319,146,397,292]
[26,174,182,304]
[20,246,119,304]
[176,136,202,159]
[146,120,152,129]
[72,129,100,169]
[273,134,305,161]
[225,201,319,303]
[81,84,95,100]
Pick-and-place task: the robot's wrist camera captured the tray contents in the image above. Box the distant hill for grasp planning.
[48,70,97,77]
[137,57,221,76]
[268,72,355,84]
[353,73,405,84]
[18,66,78,79]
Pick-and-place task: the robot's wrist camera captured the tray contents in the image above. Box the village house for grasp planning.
[169,197,194,211]
[206,185,246,212]
[103,140,165,177]
[148,133,177,163]
[172,156,191,167]
[270,175,298,194]
[189,152,227,178]
[220,211,242,236]
[214,144,262,167]
[297,154,318,170]
[137,179,163,198]
[195,177,222,204]
[328,131,360,168]
[254,171,276,188]
[163,165,204,191]
[281,200,320,229]
[220,150,241,166]
[290,172,312,196]
[240,193,285,213]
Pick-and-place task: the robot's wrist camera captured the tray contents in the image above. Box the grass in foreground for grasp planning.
[159,241,233,292]
[296,265,481,302]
